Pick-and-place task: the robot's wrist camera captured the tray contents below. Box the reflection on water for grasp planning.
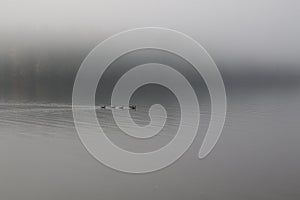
[0,91,300,200]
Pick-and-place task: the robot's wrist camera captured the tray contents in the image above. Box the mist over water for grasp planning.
[1,0,300,103]
[0,0,300,199]
[0,39,299,199]
[0,39,299,103]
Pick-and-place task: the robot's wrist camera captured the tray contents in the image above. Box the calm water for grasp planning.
[0,90,299,200]
[1,1,299,198]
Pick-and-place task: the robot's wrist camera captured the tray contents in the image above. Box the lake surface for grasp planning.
[0,90,299,200]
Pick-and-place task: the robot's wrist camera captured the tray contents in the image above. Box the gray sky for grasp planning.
[0,0,299,69]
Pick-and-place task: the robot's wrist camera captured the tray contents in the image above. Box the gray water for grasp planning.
[0,89,299,200]
[1,12,300,198]
[1,0,300,198]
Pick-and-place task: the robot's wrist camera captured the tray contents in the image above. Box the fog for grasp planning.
[1,0,299,67]
[0,1,299,200]
[1,0,300,102]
